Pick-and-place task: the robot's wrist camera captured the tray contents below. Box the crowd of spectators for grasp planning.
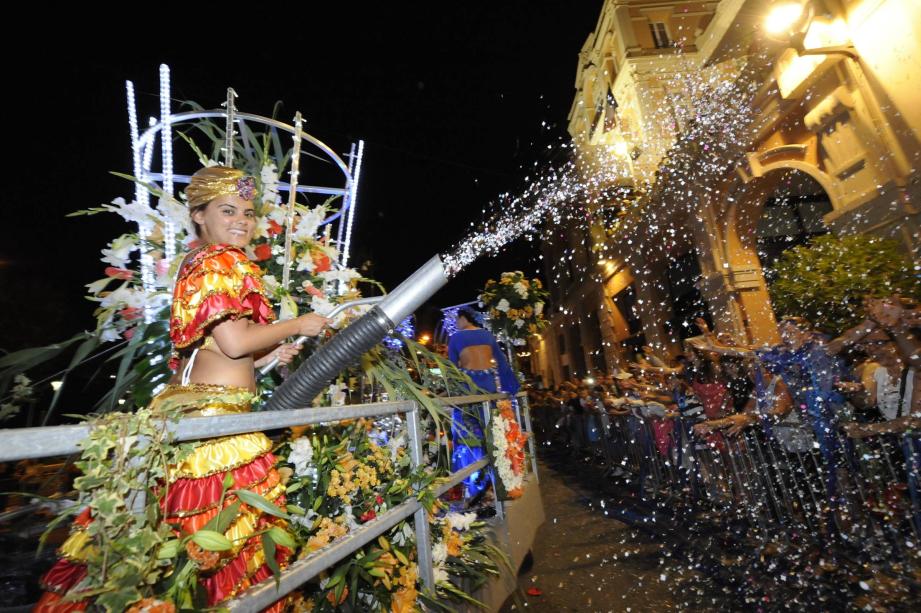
[525,294,920,481]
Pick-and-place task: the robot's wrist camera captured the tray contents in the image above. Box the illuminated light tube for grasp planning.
[341,139,364,267]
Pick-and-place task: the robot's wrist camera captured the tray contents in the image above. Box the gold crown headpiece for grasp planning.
[185,166,256,208]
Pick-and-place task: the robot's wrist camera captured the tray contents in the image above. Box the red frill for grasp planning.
[39,558,87,595]
[33,591,87,613]
[160,453,277,519]
[200,523,291,605]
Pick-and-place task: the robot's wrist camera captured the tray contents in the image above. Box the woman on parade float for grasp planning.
[447,307,520,497]
[36,166,330,611]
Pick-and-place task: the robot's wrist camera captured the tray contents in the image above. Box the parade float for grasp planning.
[0,66,543,612]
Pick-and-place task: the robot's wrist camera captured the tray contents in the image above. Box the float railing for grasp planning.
[0,391,535,612]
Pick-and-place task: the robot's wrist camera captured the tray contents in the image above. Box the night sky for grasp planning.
[0,4,600,351]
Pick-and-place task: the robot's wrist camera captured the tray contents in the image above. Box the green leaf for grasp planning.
[157,539,181,559]
[222,472,236,491]
[202,500,242,535]
[267,526,297,550]
[234,488,289,519]
[191,529,233,552]
[261,533,281,587]
[285,504,306,516]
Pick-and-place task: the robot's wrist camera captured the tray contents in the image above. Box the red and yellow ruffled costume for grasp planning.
[37,244,290,612]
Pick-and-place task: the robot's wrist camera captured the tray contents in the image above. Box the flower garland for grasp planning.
[486,400,528,500]
[478,271,549,345]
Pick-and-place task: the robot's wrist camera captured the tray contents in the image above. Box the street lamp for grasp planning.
[765,1,811,38]
[764,0,858,58]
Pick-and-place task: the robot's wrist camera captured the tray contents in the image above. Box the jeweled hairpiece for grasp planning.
[185,166,256,208]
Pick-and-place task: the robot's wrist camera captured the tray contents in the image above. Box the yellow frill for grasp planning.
[169,432,272,481]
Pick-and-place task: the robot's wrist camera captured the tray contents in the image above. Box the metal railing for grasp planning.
[0,391,539,612]
[542,403,921,559]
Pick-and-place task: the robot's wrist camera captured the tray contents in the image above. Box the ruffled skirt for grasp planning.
[35,384,290,612]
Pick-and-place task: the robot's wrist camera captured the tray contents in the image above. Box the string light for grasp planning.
[126,81,156,322]
[341,139,364,267]
[159,64,176,261]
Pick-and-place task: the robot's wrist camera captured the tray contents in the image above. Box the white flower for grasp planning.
[101,234,138,267]
[496,299,511,313]
[86,277,116,296]
[253,216,270,240]
[328,383,347,406]
[100,326,121,343]
[432,541,448,564]
[341,504,360,530]
[319,268,361,285]
[292,206,327,242]
[290,509,318,529]
[105,197,162,233]
[445,512,477,532]
[310,295,335,316]
[392,521,413,546]
[534,302,544,316]
[514,318,526,328]
[433,566,449,584]
[265,203,288,225]
[387,431,406,461]
[514,282,529,299]
[279,296,298,321]
[262,274,280,294]
[100,285,147,309]
[159,197,193,236]
[288,436,315,477]
[260,164,282,206]
[295,250,315,273]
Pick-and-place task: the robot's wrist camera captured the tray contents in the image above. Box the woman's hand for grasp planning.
[835,381,864,395]
[693,422,714,436]
[725,414,754,436]
[296,313,331,337]
[255,343,303,369]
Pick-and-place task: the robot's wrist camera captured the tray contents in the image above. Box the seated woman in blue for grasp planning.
[447,308,520,497]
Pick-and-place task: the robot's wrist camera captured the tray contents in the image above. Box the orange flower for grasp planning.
[253,243,273,261]
[446,530,463,557]
[326,586,349,606]
[267,220,284,236]
[119,306,143,321]
[185,540,220,571]
[105,266,134,280]
[311,248,331,273]
[127,599,176,613]
[391,588,417,613]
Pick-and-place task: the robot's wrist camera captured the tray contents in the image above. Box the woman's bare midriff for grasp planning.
[173,342,257,391]
[458,345,495,370]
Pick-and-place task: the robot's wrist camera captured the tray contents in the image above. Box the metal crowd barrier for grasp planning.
[540,401,920,560]
[0,391,540,612]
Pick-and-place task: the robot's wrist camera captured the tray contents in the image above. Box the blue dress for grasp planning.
[447,328,520,496]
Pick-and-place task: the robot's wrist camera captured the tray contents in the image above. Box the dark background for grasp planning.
[0,3,599,352]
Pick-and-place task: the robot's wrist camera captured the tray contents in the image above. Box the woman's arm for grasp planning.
[826,319,877,355]
[253,342,303,369]
[210,313,328,359]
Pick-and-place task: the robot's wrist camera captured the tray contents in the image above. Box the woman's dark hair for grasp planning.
[189,203,207,237]
[456,307,481,326]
